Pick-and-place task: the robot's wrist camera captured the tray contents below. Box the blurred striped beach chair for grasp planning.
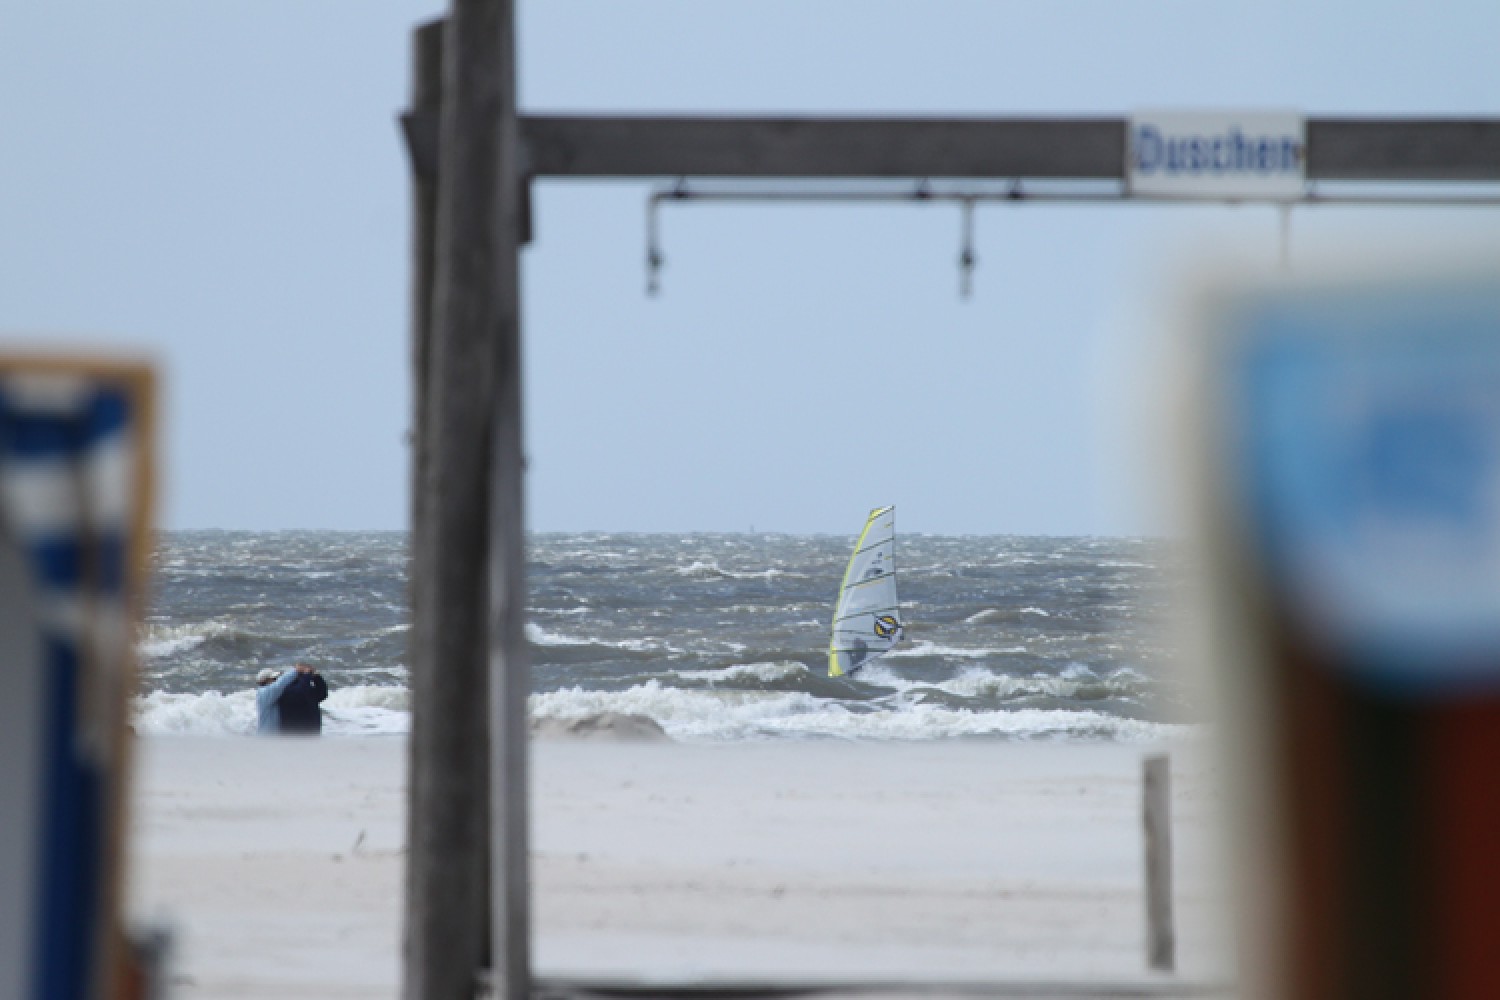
[0,358,155,1000]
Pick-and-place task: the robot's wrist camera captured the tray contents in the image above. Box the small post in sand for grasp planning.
[1143,752,1175,971]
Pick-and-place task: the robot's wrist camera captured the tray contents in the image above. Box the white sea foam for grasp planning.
[134,689,255,734]
[137,621,235,659]
[672,661,809,684]
[531,681,836,740]
[915,665,1142,701]
[884,639,1024,660]
[132,676,1185,743]
[828,661,1146,703]
[525,622,679,654]
[672,559,799,582]
[551,547,636,568]
[322,685,411,735]
[134,684,411,737]
[530,679,1188,743]
[526,623,592,647]
[745,704,1181,742]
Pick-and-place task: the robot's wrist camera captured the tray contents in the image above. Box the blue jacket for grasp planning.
[255,669,298,734]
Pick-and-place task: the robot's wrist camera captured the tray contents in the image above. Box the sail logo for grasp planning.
[874,615,900,639]
[1129,111,1305,200]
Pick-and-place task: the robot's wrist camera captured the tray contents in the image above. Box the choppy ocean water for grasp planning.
[135,531,1194,741]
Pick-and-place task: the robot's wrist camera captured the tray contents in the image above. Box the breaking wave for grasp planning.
[133,684,411,737]
[530,679,1188,742]
[132,666,1186,743]
[137,621,239,659]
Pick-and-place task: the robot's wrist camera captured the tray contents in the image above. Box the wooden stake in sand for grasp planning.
[1143,753,1176,972]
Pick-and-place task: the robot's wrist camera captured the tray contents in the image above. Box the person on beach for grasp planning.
[278,662,329,735]
[254,667,298,734]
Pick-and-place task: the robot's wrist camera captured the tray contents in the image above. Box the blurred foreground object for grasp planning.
[1187,264,1500,999]
[0,356,157,999]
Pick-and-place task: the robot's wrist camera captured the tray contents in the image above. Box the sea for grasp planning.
[134,531,1195,741]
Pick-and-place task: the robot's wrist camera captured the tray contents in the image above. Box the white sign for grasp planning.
[1128,111,1305,200]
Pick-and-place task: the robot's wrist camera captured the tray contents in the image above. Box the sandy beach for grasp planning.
[126,735,1234,999]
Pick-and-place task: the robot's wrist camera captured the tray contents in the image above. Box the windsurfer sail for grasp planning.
[828,505,904,677]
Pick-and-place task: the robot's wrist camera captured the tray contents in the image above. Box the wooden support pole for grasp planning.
[1143,754,1176,972]
[484,1,531,998]
[405,16,477,999]
[402,0,517,995]
[407,18,441,514]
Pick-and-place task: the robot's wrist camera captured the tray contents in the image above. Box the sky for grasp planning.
[2,1,1499,535]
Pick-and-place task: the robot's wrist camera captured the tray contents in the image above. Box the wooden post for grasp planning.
[402,0,519,995]
[1143,754,1176,972]
[484,2,531,999]
[407,18,440,542]
[405,15,481,999]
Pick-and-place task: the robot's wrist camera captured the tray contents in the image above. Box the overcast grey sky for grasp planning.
[2,2,1498,535]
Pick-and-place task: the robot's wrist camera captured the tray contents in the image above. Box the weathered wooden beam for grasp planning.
[402,2,507,997]
[404,110,1500,184]
[1307,118,1500,181]
[520,116,1126,179]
